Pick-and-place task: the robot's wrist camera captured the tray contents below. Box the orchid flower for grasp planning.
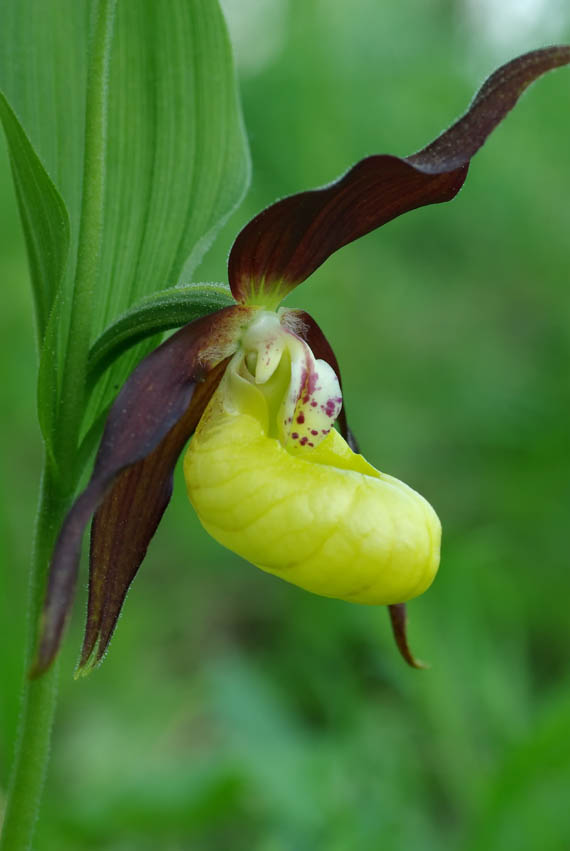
[33,46,570,676]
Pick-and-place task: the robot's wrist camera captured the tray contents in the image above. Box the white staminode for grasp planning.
[237,310,343,451]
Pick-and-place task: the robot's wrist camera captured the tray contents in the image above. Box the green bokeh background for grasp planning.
[1,1,569,848]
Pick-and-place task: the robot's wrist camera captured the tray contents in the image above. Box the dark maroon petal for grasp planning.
[290,309,359,452]
[408,45,570,172]
[229,46,570,303]
[228,158,466,304]
[79,360,229,672]
[32,306,251,676]
[388,603,427,670]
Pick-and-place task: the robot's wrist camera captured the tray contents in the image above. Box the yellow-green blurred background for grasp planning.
[1,1,570,848]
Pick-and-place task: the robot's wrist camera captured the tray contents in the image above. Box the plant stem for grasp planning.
[57,0,117,482]
[0,465,68,851]
[0,2,117,847]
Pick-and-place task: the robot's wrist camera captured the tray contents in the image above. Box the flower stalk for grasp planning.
[0,1,117,847]
[0,465,65,850]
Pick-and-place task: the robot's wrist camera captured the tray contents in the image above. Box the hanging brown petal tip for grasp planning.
[388,603,429,670]
[31,306,251,677]
[76,358,230,677]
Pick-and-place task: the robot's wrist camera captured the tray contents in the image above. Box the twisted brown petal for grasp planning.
[79,360,229,672]
[229,46,570,303]
[33,306,251,676]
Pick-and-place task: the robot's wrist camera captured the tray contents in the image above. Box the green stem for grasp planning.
[0,465,67,851]
[57,0,117,484]
[0,3,117,847]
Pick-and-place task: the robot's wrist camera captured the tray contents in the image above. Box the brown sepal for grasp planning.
[228,156,466,304]
[32,306,251,676]
[388,603,428,670]
[229,46,570,303]
[79,359,229,673]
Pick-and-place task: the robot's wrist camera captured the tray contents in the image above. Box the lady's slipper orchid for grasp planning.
[185,310,440,607]
[33,46,570,676]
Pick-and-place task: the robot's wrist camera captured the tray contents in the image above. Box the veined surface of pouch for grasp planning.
[184,375,441,605]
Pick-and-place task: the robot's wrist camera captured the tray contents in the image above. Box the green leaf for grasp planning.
[36,296,63,468]
[0,90,70,463]
[87,0,250,424]
[86,283,235,390]
[1,0,250,446]
[0,92,70,343]
[0,1,90,265]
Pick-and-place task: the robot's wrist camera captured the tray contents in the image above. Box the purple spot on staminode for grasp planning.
[291,432,299,440]
[300,436,308,446]
[311,430,318,436]
[297,413,305,424]
[310,400,318,408]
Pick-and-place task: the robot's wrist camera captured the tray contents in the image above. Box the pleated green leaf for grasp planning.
[0,93,70,344]
[0,0,250,451]
[88,0,250,424]
[1,0,93,468]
